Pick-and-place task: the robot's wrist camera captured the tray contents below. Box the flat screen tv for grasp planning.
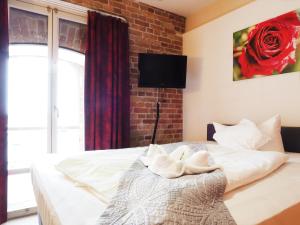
[138,53,187,89]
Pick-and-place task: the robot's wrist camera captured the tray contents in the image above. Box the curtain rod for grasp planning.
[86,9,128,23]
[70,4,128,23]
[15,0,128,23]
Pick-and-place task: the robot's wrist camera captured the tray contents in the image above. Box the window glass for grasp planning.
[59,19,87,54]
[9,7,48,45]
[8,44,49,170]
[56,48,85,154]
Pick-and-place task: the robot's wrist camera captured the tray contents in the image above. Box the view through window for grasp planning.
[7,2,86,216]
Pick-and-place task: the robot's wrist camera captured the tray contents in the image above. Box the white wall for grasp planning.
[183,0,300,141]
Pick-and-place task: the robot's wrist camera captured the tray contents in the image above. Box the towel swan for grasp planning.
[140,144,221,178]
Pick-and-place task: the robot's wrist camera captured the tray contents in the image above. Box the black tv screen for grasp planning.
[138,53,187,89]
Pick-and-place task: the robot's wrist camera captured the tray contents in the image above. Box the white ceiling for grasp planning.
[138,0,218,17]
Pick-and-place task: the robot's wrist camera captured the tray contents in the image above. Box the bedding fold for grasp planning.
[55,147,147,203]
[56,143,288,198]
[206,144,289,192]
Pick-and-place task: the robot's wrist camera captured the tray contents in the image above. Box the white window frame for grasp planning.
[7,0,86,217]
[8,0,86,157]
[51,10,86,153]
[8,0,53,156]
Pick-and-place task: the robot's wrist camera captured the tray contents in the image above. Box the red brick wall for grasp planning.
[65,0,186,147]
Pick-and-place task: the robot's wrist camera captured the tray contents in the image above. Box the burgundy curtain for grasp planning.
[0,0,8,223]
[84,11,130,150]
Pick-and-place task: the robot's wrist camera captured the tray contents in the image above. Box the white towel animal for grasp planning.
[140,144,221,178]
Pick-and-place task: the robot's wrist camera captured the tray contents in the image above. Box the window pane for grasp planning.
[56,48,85,154]
[59,19,86,54]
[9,7,48,45]
[8,6,49,171]
[8,173,36,212]
[8,6,49,214]
[56,18,86,154]
[8,45,49,170]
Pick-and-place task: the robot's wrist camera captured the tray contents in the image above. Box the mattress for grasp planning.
[31,147,300,225]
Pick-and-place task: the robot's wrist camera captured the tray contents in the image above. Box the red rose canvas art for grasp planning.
[233,10,300,81]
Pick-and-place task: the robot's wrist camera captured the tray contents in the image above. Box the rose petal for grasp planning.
[270,11,300,27]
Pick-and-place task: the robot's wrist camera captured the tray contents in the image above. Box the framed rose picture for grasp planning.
[233,9,300,81]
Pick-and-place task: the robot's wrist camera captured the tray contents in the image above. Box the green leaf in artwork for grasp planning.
[233,31,242,42]
[233,64,241,81]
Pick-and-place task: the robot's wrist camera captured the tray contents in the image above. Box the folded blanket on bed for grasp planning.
[97,143,236,225]
[140,144,220,178]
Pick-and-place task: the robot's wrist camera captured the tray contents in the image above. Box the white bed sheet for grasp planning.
[31,149,300,225]
[31,154,106,225]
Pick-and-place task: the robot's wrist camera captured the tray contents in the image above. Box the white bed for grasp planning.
[31,143,300,225]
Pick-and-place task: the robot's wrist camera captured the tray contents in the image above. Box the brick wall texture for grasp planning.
[65,0,186,147]
[10,0,186,147]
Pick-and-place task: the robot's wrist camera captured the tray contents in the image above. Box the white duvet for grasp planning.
[55,143,288,203]
[205,144,289,192]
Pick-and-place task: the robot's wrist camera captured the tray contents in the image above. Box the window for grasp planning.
[8,44,49,171]
[7,0,87,217]
[56,48,85,154]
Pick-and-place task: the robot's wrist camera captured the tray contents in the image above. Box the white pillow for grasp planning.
[213,119,270,150]
[213,122,226,132]
[258,115,284,152]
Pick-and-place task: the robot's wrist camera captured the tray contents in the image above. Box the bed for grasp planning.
[31,125,300,225]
